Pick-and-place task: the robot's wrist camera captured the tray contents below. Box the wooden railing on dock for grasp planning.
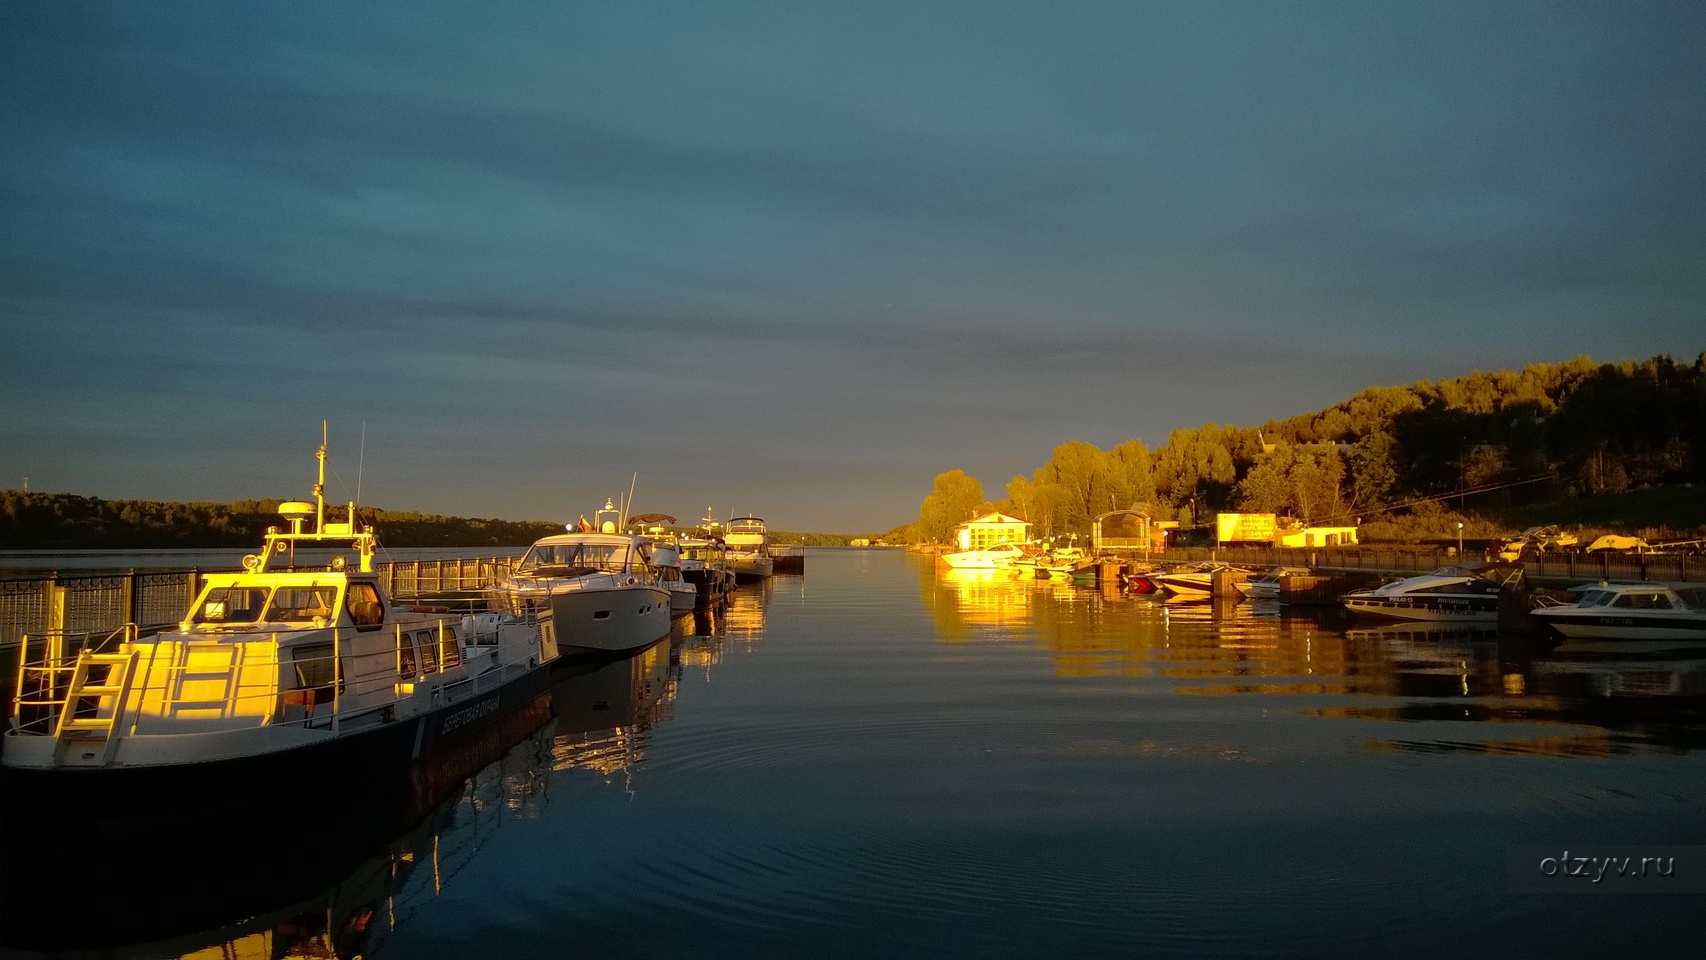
[0,557,520,648]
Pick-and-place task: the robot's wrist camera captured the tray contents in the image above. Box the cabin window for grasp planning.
[266,586,339,623]
[397,633,417,676]
[193,586,270,624]
[291,642,339,699]
[416,630,440,673]
[346,583,384,628]
[520,542,630,575]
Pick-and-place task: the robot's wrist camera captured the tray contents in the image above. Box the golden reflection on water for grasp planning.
[925,562,1706,757]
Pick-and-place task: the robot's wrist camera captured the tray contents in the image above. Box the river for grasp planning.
[1,547,1700,958]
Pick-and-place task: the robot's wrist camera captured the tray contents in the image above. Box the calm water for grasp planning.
[4,548,1703,958]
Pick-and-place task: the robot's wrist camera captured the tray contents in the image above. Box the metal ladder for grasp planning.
[166,642,245,717]
[52,651,140,766]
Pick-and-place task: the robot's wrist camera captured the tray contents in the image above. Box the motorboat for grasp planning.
[1528,581,1706,642]
[723,515,775,583]
[938,542,1028,570]
[1497,524,1579,561]
[1149,561,1254,598]
[648,540,700,616]
[1241,565,1316,601]
[1340,564,1524,622]
[679,536,736,606]
[2,429,558,790]
[485,500,673,656]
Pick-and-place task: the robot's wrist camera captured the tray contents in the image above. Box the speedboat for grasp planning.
[1528,581,1706,642]
[1340,564,1523,622]
[1150,561,1253,598]
[939,542,1027,569]
[3,430,558,787]
[485,500,673,656]
[724,515,775,583]
[1241,565,1316,601]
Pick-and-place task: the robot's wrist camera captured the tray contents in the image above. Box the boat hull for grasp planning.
[1528,610,1706,641]
[728,554,774,583]
[1341,595,1499,622]
[545,583,673,654]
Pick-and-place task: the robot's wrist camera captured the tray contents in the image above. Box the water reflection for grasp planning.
[925,563,1706,755]
[549,635,677,780]
[0,694,556,957]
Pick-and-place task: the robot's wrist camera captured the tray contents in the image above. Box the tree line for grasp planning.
[900,353,1706,543]
[0,493,566,549]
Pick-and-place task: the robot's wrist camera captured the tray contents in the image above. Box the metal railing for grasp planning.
[1,557,520,648]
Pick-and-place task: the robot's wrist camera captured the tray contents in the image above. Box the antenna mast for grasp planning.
[314,420,328,533]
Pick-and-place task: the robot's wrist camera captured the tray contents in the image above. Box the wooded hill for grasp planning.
[902,353,1706,544]
[0,494,565,550]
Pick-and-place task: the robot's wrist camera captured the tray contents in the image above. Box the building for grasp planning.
[1092,510,1170,554]
[956,512,1031,551]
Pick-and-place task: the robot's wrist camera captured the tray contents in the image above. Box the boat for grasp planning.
[680,537,736,607]
[1527,581,1706,642]
[1340,563,1524,622]
[2,429,559,793]
[648,539,701,615]
[938,542,1028,570]
[1149,561,1254,598]
[1241,565,1316,600]
[484,499,673,656]
[723,515,775,583]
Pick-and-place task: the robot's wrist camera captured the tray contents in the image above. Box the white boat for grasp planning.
[1150,561,1253,597]
[485,500,673,656]
[1340,564,1522,622]
[1241,565,1316,600]
[648,540,701,615]
[2,430,558,788]
[723,515,775,582]
[1528,581,1706,642]
[939,542,1028,569]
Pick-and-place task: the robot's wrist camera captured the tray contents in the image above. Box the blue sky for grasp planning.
[2,1,1701,531]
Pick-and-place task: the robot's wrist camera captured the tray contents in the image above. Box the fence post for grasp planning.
[188,567,202,611]
[46,573,64,637]
[122,568,138,626]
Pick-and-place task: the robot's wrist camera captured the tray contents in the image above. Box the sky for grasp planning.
[2,2,1702,533]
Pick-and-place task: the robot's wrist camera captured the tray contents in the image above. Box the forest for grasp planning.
[0,495,565,550]
[901,353,1706,544]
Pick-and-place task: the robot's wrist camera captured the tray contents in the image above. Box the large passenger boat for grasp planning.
[485,500,674,655]
[2,433,558,796]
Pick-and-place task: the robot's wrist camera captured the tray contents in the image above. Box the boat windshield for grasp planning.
[193,586,271,624]
[265,585,340,622]
[519,541,633,575]
[1574,590,1615,607]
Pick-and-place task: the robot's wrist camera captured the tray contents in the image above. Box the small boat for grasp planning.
[1340,564,1523,622]
[1149,561,1253,598]
[939,542,1028,569]
[1241,565,1316,600]
[724,515,776,583]
[2,430,558,790]
[485,500,673,656]
[648,540,700,615]
[1528,581,1706,642]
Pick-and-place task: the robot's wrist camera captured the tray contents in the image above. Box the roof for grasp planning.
[961,512,1029,526]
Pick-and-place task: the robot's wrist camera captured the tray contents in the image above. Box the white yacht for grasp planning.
[1340,565,1522,622]
[648,540,701,615]
[1528,581,1706,642]
[486,500,673,656]
[723,515,775,583]
[938,542,1027,570]
[2,430,558,786]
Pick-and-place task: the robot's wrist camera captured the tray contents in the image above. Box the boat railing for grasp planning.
[9,620,472,742]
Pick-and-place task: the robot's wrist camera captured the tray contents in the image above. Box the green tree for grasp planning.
[917,470,986,543]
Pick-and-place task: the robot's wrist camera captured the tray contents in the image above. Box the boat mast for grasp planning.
[314,419,328,535]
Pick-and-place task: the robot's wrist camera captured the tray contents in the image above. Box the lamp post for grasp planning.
[1457,521,1464,558]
